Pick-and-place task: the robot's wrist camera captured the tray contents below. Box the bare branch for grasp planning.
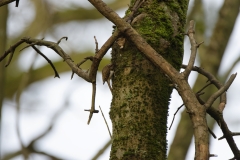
[204,73,237,109]
[0,39,25,66]
[181,64,240,157]
[71,56,93,79]
[219,132,240,140]
[0,0,19,7]
[207,107,240,158]
[208,127,217,139]
[183,20,204,79]
[82,0,147,123]
[182,64,227,112]
[88,1,210,158]
[94,36,99,53]
[1,29,121,124]
[85,82,98,124]
[88,0,179,79]
[1,37,91,82]
[57,36,68,44]
[31,45,60,78]
[169,104,184,130]
[196,81,212,95]
[209,154,218,157]
[99,106,112,138]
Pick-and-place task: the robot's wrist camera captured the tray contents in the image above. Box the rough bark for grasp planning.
[109,0,188,159]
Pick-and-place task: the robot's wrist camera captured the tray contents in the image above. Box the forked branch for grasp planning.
[181,65,240,158]
[88,0,239,159]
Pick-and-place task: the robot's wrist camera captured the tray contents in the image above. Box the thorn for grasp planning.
[16,0,20,7]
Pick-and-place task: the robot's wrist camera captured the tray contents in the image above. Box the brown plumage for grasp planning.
[102,64,113,93]
[102,64,112,84]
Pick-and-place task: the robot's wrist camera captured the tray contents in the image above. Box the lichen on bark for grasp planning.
[109,0,188,159]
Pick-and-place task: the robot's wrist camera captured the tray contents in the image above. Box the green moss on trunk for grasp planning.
[110,0,188,159]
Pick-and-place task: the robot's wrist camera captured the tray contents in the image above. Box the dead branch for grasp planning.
[0,30,120,124]
[99,106,112,138]
[1,0,239,159]
[182,65,227,112]
[204,73,237,109]
[181,65,240,158]
[87,82,98,124]
[207,106,240,159]
[219,132,240,140]
[0,37,91,81]
[208,127,217,139]
[31,45,60,78]
[0,39,25,66]
[169,104,184,130]
[88,1,240,158]
[88,0,210,159]
[183,20,204,80]
[0,0,19,7]
[71,56,93,79]
[83,0,146,124]
[94,36,99,53]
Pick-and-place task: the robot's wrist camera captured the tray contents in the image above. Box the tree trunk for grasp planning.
[109,0,188,159]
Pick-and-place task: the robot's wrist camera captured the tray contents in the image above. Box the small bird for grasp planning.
[102,64,113,93]
[16,0,20,7]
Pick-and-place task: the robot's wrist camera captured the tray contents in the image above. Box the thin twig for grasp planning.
[99,106,112,138]
[208,127,217,139]
[0,39,25,65]
[32,45,60,78]
[71,56,93,79]
[0,0,17,7]
[169,104,184,130]
[5,37,90,82]
[86,82,99,124]
[204,73,237,109]
[94,36,99,53]
[182,64,227,112]
[209,154,218,157]
[196,81,212,95]
[57,36,68,44]
[207,107,240,157]
[183,20,204,79]
[219,132,240,140]
[6,46,15,67]
[20,43,38,51]
[125,0,145,23]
